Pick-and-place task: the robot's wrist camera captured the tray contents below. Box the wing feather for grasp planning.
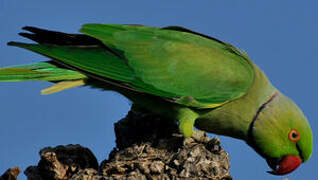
[80,24,255,108]
[9,25,255,108]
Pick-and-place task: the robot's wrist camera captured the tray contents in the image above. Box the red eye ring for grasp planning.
[288,129,300,142]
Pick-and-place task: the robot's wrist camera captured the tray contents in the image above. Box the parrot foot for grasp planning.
[177,108,199,138]
[179,118,194,138]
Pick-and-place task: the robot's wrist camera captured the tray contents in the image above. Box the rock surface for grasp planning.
[24,145,99,180]
[2,110,232,180]
[0,167,20,180]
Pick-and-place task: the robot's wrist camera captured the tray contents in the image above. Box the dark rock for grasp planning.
[114,108,180,150]
[24,144,98,180]
[24,166,43,180]
[99,110,232,180]
[69,169,103,180]
[0,167,20,180]
[4,109,231,180]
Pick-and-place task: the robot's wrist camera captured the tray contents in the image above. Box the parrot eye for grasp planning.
[288,129,300,142]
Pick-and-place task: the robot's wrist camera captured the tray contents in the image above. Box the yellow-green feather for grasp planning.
[0,62,86,82]
[80,24,255,108]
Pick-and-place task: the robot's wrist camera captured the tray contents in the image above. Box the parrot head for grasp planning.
[248,91,313,175]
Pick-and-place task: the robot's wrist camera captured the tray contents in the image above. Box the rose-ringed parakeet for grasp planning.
[0,24,312,175]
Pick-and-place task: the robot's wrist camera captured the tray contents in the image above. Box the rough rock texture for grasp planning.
[0,167,20,180]
[100,110,232,179]
[3,109,232,180]
[24,145,99,180]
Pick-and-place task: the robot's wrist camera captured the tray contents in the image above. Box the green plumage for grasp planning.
[7,25,254,108]
[0,62,86,82]
[80,24,254,107]
[0,24,312,175]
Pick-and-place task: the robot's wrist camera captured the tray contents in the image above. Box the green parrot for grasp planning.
[0,24,312,175]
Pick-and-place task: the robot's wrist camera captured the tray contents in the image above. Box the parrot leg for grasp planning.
[177,108,199,138]
[112,89,200,138]
[131,102,199,138]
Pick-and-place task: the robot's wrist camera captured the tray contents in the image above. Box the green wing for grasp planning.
[8,24,255,108]
[80,24,255,108]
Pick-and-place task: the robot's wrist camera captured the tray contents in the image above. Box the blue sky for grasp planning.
[0,0,317,179]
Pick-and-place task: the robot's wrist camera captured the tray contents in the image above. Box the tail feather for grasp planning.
[41,80,86,95]
[19,26,103,46]
[0,62,87,82]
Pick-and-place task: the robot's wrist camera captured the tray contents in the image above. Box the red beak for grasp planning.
[267,155,302,175]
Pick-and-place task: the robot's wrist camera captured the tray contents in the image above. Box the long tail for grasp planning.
[1,26,123,94]
[0,61,86,82]
[0,61,87,94]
